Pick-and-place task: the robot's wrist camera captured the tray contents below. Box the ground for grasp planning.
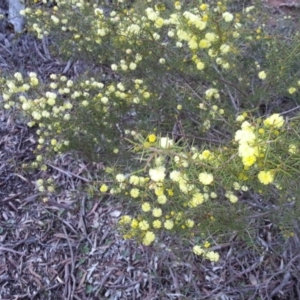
[1,1,300,299]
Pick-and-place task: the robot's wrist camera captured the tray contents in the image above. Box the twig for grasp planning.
[280,105,300,115]
[62,225,76,300]
[0,246,25,256]
[42,37,51,60]
[47,163,90,182]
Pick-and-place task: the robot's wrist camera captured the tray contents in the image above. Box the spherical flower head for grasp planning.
[263,114,284,128]
[157,194,167,204]
[258,170,274,185]
[160,137,174,149]
[188,39,198,50]
[111,64,118,71]
[149,166,166,182]
[288,87,297,94]
[131,219,139,229]
[289,144,297,154]
[100,184,108,193]
[196,61,205,70]
[164,220,174,230]
[142,202,151,212]
[205,251,220,262]
[148,133,156,143]
[205,32,217,42]
[14,72,23,82]
[242,155,256,167]
[236,115,245,122]
[193,245,205,256]
[174,1,181,9]
[116,173,126,183]
[143,231,155,246]
[189,192,204,207]
[119,215,132,225]
[205,88,219,100]
[229,193,238,203]
[185,219,194,228]
[199,150,211,160]
[235,129,256,144]
[129,62,137,70]
[153,220,162,228]
[130,188,140,198]
[152,208,162,217]
[127,24,140,34]
[220,44,230,54]
[210,192,217,199]
[129,175,140,185]
[199,172,214,185]
[258,71,267,80]
[101,97,109,104]
[222,12,234,22]
[47,98,56,106]
[170,170,181,182]
[155,17,164,28]
[139,220,150,231]
[199,39,211,49]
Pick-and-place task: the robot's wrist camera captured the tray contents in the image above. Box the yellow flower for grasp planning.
[143,231,155,246]
[170,170,181,181]
[185,219,194,228]
[174,1,181,10]
[129,62,137,70]
[200,4,207,10]
[157,195,167,204]
[263,114,284,128]
[258,71,266,80]
[288,87,297,94]
[205,32,217,42]
[148,134,156,143]
[220,44,230,54]
[199,150,211,160]
[149,166,166,182]
[289,144,297,154]
[139,220,150,231]
[199,39,211,49]
[199,172,214,185]
[160,137,174,148]
[235,115,245,122]
[152,208,162,217]
[193,245,205,256]
[119,215,132,225]
[258,170,274,185]
[130,188,139,198]
[141,202,151,212]
[189,192,204,207]
[196,61,205,70]
[164,220,174,230]
[100,184,108,193]
[204,241,210,248]
[116,174,126,182]
[14,72,23,82]
[153,220,162,228]
[242,155,256,167]
[154,17,164,28]
[129,175,139,185]
[229,194,238,203]
[131,219,139,228]
[205,251,220,262]
[222,12,233,22]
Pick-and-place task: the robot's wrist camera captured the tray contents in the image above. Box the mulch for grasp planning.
[1,2,300,299]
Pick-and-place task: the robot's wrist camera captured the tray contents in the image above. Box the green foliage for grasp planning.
[2,0,300,261]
